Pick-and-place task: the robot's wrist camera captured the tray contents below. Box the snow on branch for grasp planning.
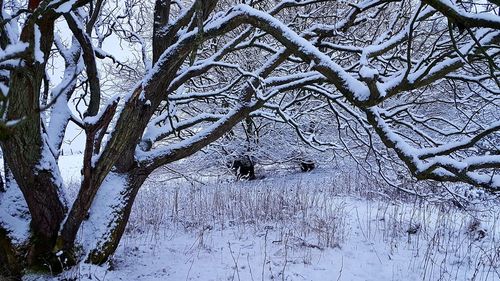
[0,42,28,64]
[140,113,224,151]
[423,0,500,30]
[46,36,83,156]
[366,107,499,191]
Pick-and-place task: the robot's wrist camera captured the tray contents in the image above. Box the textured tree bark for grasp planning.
[0,8,66,272]
[0,228,23,280]
[2,67,67,272]
[152,0,171,64]
[82,171,148,264]
[58,97,148,254]
[0,165,31,278]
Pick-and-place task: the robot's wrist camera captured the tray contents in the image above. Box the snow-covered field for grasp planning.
[28,154,500,281]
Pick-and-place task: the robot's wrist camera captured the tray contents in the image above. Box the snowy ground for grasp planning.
[26,154,500,281]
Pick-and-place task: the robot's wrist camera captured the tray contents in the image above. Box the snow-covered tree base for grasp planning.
[80,172,147,265]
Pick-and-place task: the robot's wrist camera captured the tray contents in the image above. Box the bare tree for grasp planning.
[0,0,498,278]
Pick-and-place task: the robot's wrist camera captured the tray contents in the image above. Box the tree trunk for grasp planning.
[1,140,66,270]
[2,70,67,270]
[0,16,66,271]
[81,170,148,265]
[0,230,21,280]
[0,166,30,279]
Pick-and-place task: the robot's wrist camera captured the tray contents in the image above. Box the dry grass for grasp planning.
[115,167,500,281]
